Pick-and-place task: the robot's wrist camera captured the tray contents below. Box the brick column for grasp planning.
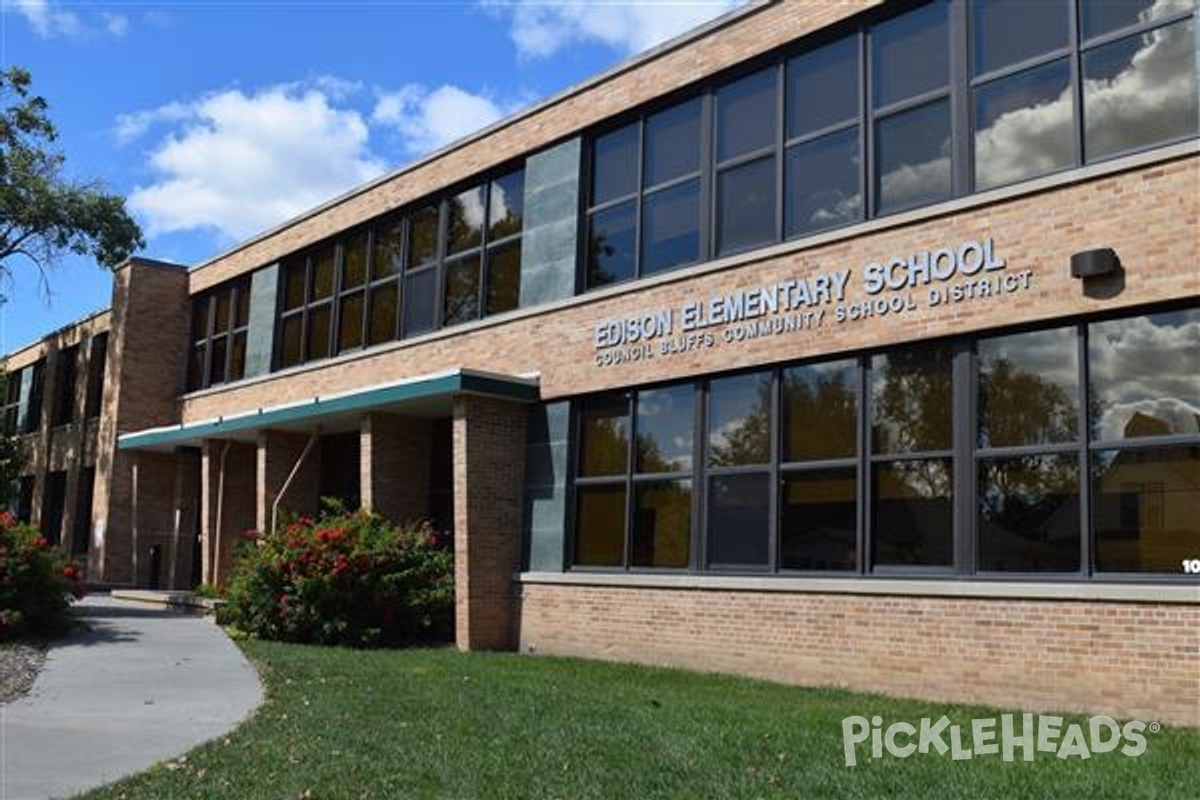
[257,430,321,533]
[200,440,256,586]
[360,412,432,524]
[130,451,177,588]
[169,447,202,589]
[453,395,527,651]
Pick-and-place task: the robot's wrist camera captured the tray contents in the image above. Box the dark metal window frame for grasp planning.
[579,0,1198,294]
[189,278,250,390]
[273,166,525,370]
[51,344,80,428]
[84,332,109,420]
[565,299,1200,583]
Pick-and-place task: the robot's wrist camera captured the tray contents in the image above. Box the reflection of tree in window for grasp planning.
[709,374,771,467]
[873,347,952,454]
[783,364,856,460]
[979,358,1076,447]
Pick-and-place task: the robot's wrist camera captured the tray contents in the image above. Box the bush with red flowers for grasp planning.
[0,511,85,640]
[220,511,454,647]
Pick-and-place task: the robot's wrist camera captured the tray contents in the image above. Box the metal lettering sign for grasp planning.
[593,237,1035,368]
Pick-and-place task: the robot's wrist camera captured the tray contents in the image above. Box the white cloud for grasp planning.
[10,0,83,38]
[482,0,751,60]
[127,84,387,241]
[372,84,511,156]
[102,12,128,37]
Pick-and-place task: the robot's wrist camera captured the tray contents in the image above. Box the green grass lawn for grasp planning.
[81,642,1198,799]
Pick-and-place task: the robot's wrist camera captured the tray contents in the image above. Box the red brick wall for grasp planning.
[360,412,432,524]
[518,583,1200,727]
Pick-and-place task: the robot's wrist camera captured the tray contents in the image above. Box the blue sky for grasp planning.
[0,0,746,353]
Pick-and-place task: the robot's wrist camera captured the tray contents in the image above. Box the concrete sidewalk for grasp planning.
[0,594,263,800]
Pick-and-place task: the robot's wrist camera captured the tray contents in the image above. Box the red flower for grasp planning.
[63,565,81,582]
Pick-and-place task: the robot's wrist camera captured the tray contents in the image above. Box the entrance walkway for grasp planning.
[0,594,263,800]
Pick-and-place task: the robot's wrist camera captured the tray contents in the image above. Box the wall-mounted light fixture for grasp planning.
[1071,248,1121,279]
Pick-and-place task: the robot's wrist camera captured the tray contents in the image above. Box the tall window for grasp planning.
[189,279,249,390]
[568,304,1199,580]
[276,168,525,368]
[582,0,1197,293]
[24,360,44,433]
[586,98,704,288]
[1,369,20,435]
[51,345,79,427]
[573,388,695,569]
[85,333,108,419]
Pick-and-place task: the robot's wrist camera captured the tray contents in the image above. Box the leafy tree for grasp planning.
[0,67,143,290]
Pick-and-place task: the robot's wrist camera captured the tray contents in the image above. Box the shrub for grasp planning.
[221,511,454,647]
[0,511,85,640]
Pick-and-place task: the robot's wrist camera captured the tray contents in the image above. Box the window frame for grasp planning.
[189,278,250,390]
[565,300,1200,584]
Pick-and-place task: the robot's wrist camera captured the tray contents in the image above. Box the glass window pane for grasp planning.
[876,99,952,213]
[448,186,486,254]
[632,480,691,568]
[636,384,694,473]
[234,284,250,328]
[367,282,399,346]
[708,371,771,467]
[716,68,777,161]
[717,156,776,255]
[1089,308,1200,440]
[1081,0,1195,40]
[408,205,440,268]
[372,219,404,280]
[229,332,247,382]
[973,0,1069,76]
[443,254,481,327]
[872,0,949,106]
[311,247,336,301]
[580,393,630,477]
[783,359,857,461]
[207,335,227,386]
[707,473,769,568]
[485,241,521,317]
[337,291,365,352]
[787,35,859,138]
[785,127,862,237]
[592,123,639,205]
[872,343,953,453]
[978,326,1078,448]
[979,454,1080,571]
[213,290,231,332]
[282,259,306,311]
[974,59,1073,190]
[575,484,626,567]
[489,170,525,240]
[644,98,701,186]
[641,180,700,275]
[191,297,210,341]
[1083,19,1199,162]
[279,315,303,368]
[872,458,954,566]
[402,269,437,337]
[342,232,368,289]
[187,344,205,391]
[781,468,857,570]
[587,201,637,288]
[1093,445,1200,573]
[305,305,331,362]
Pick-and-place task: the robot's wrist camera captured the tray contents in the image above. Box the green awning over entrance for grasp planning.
[118,368,539,452]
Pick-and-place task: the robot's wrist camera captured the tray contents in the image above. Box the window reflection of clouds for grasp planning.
[1090,310,1200,440]
[637,385,694,472]
[967,10,1196,192]
[1084,18,1197,160]
[974,61,1073,190]
[876,102,952,213]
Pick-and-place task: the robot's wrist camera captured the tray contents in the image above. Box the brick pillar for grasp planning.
[453,395,527,651]
[130,451,177,588]
[169,447,202,589]
[200,440,256,587]
[360,412,432,524]
[257,430,321,533]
